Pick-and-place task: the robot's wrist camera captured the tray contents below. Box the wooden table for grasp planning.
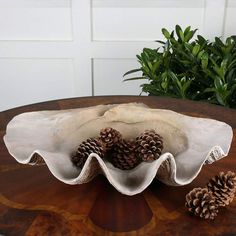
[0,96,236,236]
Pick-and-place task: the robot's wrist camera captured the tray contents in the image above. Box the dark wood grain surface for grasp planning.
[0,96,236,236]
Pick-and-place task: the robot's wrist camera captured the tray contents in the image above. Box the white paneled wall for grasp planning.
[0,58,75,110]
[92,0,205,41]
[0,1,72,40]
[224,0,236,37]
[93,59,143,95]
[0,0,235,111]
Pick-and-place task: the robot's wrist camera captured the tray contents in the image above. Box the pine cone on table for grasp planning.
[185,187,218,220]
[111,139,140,170]
[136,129,163,161]
[71,138,106,169]
[99,127,122,149]
[207,171,236,207]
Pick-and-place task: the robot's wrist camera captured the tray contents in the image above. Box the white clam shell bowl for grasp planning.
[3,103,233,195]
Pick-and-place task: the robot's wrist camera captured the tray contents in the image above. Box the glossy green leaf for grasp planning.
[155,40,165,44]
[203,87,215,93]
[214,76,223,90]
[197,50,205,60]
[216,93,226,106]
[197,35,207,45]
[175,25,185,42]
[123,77,147,82]
[201,52,209,69]
[184,26,191,36]
[123,68,142,77]
[162,28,171,39]
[192,45,201,56]
[215,37,224,47]
[185,29,197,42]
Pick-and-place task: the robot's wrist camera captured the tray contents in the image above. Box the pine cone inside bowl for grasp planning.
[71,138,106,169]
[111,139,140,170]
[136,129,163,161]
[207,171,236,207]
[185,187,218,220]
[99,127,122,149]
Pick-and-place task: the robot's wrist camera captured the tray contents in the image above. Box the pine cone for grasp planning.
[207,171,236,207]
[185,187,218,220]
[136,129,163,161]
[99,127,122,149]
[71,138,105,168]
[111,139,140,170]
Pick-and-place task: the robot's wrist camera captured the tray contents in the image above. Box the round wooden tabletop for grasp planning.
[0,96,236,236]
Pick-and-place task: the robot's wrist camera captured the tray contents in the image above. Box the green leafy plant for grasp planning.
[124,25,236,108]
